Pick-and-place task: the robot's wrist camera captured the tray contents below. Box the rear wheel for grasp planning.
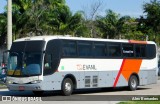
[128,75,138,91]
[61,78,73,96]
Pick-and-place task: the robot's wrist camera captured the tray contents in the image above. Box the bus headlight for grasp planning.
[7,80,13,84]
[30,80,42,84]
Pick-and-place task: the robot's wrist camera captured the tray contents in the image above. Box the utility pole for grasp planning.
[7,0,12,50]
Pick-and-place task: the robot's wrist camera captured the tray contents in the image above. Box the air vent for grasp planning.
[93,76,98,87]
[85,76,91,87]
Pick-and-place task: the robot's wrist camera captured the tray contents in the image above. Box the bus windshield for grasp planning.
[7,41,45,77]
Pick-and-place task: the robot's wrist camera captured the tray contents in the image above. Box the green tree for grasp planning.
[117,16,131,39]
[0,13,7,47]
[123,17,145,40]
[12,0,33,38]
[96,10,119,39]
[49,6,83,35]
[96,10,145,40]
[143,0,160,43]
[11,0,85,38]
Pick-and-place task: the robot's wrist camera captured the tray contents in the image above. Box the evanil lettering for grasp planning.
[77,64,97,70]
[83,65,97,70]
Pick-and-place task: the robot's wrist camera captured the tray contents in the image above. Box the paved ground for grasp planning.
[0,80,160,100]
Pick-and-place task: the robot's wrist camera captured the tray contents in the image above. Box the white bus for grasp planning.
[6,36,158,96]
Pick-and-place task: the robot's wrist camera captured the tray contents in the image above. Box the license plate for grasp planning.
[19,86,25,91]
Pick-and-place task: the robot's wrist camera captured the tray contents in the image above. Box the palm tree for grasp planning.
[0,13,7,47]
[12,0,32,38]
[96,9,119,39]
[11,0,86,38]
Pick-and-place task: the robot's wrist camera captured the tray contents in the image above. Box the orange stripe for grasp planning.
[113,59,142,87]
[129,40,147,44]
[121,59,142,81]
[113,59,126,87]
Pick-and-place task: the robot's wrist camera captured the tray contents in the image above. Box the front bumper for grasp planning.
[7,83,42,91]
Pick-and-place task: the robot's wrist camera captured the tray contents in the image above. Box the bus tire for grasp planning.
[62,78,73,96]
[33,91,44,96]
[128,75,138,91]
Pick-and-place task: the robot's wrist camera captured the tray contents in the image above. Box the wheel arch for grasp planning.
[62,74,77,89]
[129,73,140,86]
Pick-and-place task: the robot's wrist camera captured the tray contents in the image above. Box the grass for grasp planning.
[119,101,160,104]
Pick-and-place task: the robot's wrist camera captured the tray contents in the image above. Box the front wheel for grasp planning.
[61,78,73,96]
[128,75,138,91]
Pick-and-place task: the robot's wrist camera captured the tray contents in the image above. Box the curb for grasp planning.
[0,84,7,89]
[0,82,7,89]
[0,86,7,89]
[0,87,7,89]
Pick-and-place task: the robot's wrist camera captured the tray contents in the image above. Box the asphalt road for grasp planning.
[0,80,159,102]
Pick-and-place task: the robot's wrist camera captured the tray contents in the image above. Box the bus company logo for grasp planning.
[2,96,11,101]
[2,96,42,101]
[77,64,83,70]
[77,64,97,70]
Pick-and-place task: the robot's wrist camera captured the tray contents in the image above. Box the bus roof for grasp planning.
[14,35,156,44]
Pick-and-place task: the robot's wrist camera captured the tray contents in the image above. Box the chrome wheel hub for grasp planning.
[131,79,136,88]
[65,82,71,92]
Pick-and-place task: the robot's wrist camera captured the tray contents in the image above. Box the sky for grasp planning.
[0,0,151,17]
[0,0,7,13]
[66,0,151,17]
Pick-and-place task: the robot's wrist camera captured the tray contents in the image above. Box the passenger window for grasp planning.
[108,43,121,57]
[146,44,156,59]
[122,44,134,57]
[63,41,77,57]
[93,43,106,57]
[135,45,146,58]
[78,41,92,57]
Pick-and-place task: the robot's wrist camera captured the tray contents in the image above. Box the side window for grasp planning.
[43,54,52,75]
[146,44,156,59]
[122,44,134,58]
[78,41,92,57]
[44,39,62,76]
[63,41,77,57]
[108,43,121,57]
[93,43,106,57]
[135,44,146,58]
